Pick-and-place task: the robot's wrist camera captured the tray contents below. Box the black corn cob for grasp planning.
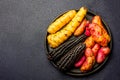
[56,43,86,71]
[48,34,87,61]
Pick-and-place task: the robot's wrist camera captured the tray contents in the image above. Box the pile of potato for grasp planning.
[74,15,111,72]
[47,7,111,72]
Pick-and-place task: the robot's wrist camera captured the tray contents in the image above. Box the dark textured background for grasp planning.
[0,0,120,80]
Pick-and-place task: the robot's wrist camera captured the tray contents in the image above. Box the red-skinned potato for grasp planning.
[80,57,94,72]
[74,55,86,68]
[89,23,110,47]
[97,47,110,63]
[92,43,100,57]
[97,51,106,63]
[100,47,110,56]
[85,27,91,36]
[85,48,94,57]
[80,48,95,72]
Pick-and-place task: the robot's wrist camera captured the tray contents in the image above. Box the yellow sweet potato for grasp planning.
[47,7,87,48]
[47,10,77,34]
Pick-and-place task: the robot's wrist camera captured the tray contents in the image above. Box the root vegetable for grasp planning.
[48,34,87,61]
[85,27,91,36]
[84,36,95,48]
[85,48,94,57]
[97,51,106,63]
[80,48,95,72]
[92,43,100,57]
[97,47,110,63]
[47,10,77,34]
[86,20,90,27]
[74,56,86,68]
[47,7,87,48]
[56,43,86,71]
[91,16,111,46]
[74,19,87,36]
[92,15,103,27]
[100,47,110,56]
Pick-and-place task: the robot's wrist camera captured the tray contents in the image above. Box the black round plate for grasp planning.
[45,10,112,76]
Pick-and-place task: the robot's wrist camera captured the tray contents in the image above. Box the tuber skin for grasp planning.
[74,55,86,68]
[85,48,94,57]
[92,15,103,27]
[90,16,111,47]
[100,47,110,56]
[84,36,95,48]
[97,51,105,63]
[89,23,110,47]
[74,19,87,36]
[80,48,95,72]
[86,20,90,27]
[85,27,91,36]
[92,43,101,57]
[97,47,110,63]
